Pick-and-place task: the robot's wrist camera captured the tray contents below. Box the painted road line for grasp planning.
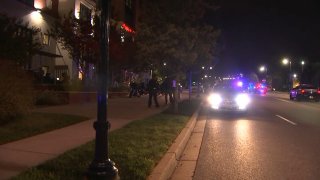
[275,98,291,103]
[276,115,297,126]
[276,98,320,110]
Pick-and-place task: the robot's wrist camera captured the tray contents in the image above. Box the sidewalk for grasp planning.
[0,93,188,180]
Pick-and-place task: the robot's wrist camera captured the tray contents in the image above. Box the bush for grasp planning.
[0,59,35,124]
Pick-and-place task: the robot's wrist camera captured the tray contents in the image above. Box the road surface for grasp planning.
[193,94,320,179]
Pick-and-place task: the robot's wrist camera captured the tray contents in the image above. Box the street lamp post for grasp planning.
[87,0,118,179]
[282,58,291,72]
[301,60,305,73]
[259,65,268,82]
[282,58,292,89]
[259,65,268,74]
[293,73,297,78]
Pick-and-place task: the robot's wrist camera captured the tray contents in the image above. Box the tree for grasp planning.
[0,13,41,67]
[50,12,99,85]
[50,12,136,86]
[135,0,220,80]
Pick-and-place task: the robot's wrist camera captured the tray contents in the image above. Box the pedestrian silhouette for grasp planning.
[147,75,160,107]
[161,77,174,105]
[129,81,139,98]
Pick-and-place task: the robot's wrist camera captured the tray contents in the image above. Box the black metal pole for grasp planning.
[87,0,118,179]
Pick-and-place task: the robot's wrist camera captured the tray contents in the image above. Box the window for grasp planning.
[42,66,49,77]
[42,33,50,45]
[80,3,92,21]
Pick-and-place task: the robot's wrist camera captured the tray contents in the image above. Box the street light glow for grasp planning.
[282,58,289,65]
[259,66,266,72]
[301,60,305,72]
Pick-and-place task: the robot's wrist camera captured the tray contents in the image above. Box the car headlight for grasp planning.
[207,93,222,109]
[235,93,250,109]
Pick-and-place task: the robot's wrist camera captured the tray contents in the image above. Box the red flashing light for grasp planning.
[301,89,305,94]
[121,23,135,33]
[317,89,320,94]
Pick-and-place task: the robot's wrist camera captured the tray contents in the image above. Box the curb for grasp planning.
[147,105,201,180]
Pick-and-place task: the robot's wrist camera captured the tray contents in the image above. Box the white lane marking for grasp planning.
[275,98,320,110]
[275,98,291,103]
[276,115,297,126]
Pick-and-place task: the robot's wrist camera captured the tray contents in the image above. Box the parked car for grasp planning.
[289,84,320,102]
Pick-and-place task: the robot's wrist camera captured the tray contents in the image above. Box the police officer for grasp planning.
[147,75,160,107]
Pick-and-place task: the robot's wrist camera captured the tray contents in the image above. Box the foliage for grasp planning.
[308,62,320,87]
[0,59,35,124]
[109,29,137,74]
[0,13,41,65]
[136,0,220,79]
[49,12,99,81]
[50,11,137,87]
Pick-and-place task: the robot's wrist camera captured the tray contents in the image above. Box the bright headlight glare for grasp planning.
[208,93,222,107]
[235,93,250,108]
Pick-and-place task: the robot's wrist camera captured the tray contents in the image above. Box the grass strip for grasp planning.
[0,113,89,145]
[14,99,200,180]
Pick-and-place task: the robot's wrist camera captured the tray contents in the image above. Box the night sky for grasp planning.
[207,0,320,76]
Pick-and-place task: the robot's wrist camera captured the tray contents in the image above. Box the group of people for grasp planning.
[129,76,175,108]
[129,81,145,98]
[147,75,174,108]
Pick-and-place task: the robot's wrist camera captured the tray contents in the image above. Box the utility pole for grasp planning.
[87,0,118,179]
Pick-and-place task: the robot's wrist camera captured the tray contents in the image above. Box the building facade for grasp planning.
[0,0,137,84]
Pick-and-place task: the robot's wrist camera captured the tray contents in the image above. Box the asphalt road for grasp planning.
[193,94,320,180]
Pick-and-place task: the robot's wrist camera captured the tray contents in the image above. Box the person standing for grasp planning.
[161,77,174,105]
[129,81,138,98]
[147,75,160,107]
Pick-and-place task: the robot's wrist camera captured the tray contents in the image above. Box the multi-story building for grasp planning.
[0,0,137,84]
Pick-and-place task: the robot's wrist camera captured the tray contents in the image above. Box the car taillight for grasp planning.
[301,89,305,94]
[318,90,320,94]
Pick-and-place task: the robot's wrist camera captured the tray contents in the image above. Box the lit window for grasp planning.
[42,34,50,45]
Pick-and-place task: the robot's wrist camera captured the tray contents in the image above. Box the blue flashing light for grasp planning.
[237,81,243,87]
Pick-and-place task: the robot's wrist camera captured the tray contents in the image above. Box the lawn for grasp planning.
[13,99,201,180]
[0,113,89,145]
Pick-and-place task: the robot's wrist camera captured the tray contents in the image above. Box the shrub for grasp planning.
[0,59,35,124]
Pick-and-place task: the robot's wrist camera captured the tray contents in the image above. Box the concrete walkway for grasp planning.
[0,93,186,180]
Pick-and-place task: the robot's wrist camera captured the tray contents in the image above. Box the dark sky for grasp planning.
[207,0,320,76]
